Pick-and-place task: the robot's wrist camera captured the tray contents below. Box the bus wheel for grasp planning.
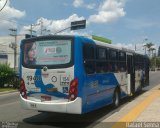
[113,89,120,108]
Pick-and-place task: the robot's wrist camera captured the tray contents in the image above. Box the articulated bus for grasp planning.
[20,35,149,114]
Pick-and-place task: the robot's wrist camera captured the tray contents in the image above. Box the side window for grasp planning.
[83,44,95,74]
[97,48,106,60]
[83,44,94,60]
[110,50,118,61]
[119,52,126,72]
[96,47,108,73]
[135,55,138,70]
[135,55,142,70]
[109,49,118,72]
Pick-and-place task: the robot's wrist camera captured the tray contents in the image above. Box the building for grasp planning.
[0,35,25,70]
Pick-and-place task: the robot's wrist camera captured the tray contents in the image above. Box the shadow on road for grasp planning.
[23,105,114,128]
[22,90,147,128]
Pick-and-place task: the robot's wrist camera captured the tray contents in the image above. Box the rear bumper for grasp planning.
[20,95,82,114]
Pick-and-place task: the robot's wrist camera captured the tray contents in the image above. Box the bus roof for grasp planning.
[21,35,145,56]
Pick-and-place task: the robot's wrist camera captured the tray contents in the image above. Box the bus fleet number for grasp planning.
[27,76,41,81]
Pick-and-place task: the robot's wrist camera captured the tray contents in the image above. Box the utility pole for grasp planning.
[30,24,36,37]
[28,20,43,36]
[39,19,51,36]
[28,23,40,37]
[39,18,43,36]
[155,49,157,70]
[9,28,17,70]
[142,38,148,55]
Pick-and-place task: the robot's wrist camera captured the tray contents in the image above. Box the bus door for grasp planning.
[127,54,135,95]
[144,57,149,86]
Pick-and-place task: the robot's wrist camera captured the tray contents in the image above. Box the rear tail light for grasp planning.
[20,79,27,99]
[69,78,78,101]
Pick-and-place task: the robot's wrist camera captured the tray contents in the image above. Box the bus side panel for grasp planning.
[74,38,120,113]
[74,37,85,113]
[84,73,119,113]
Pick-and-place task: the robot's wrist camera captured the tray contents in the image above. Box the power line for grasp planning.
[0,16,39,29]
[9,28,17,69]
[0,14,35,25]
[0,17,43,36]
[0,15,51,36]
[0,0,8,12]
[0,17,26,26]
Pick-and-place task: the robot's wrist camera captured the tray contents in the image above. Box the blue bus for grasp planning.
[19,35,149,114]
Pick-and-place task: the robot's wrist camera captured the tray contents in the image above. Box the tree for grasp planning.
[0,64,15,88]
[158,46,160,57]
[157,57,160,68]
[150,57,160,70]
[150,47,156,57]
[144,42,154,57]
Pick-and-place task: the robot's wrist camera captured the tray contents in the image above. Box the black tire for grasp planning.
[113,89,120,108]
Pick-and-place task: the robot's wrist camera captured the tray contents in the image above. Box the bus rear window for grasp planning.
[22,39,73,68]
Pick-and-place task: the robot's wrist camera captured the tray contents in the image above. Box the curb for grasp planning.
[0,90,18,95]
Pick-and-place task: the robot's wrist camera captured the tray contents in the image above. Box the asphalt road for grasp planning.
[0,71,160,128]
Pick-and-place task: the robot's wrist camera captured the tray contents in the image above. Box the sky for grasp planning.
[0,0,160,53]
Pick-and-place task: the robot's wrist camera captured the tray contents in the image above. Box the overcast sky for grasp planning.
[0,0,160,52]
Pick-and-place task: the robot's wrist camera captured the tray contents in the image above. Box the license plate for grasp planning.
[41,96,51,101]
[30,103,37,108]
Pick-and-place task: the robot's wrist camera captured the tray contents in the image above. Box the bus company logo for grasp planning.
[44,47,56,54]
[51,76,57,83]
[89,81,98,88]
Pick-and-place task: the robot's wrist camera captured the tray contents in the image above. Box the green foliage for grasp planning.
[0,88,16,92]
[156,57,160,68]
[150,57,160,69]
[143,42,154,57]
[0,64,19,88]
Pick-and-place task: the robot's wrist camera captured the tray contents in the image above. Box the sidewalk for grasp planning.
[93,84,160,128]
[135,85,160,122]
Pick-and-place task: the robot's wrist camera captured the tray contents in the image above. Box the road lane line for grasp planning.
[0,101,19,107]
[112,90,160,128]
[0,91,19,96]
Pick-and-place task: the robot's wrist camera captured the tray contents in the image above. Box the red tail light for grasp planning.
[20,79,27,99]
[69,78,78,101]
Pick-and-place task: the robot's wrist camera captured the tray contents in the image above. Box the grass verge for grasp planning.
[0,88,17,92]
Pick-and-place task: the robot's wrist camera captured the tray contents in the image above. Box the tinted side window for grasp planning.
[119,52,126,72]
[110,50,118,61]
[83,44,95,74]
[97,48,106,60]
[135,55,143,70]
[109,49,118,72]
[83,44,94,60]
[119,52,126,61]
[96,47,108,73]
